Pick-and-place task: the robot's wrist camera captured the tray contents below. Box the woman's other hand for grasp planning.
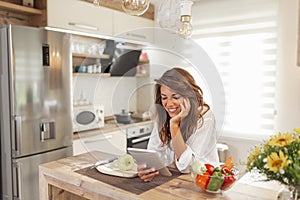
[137,164,159,182]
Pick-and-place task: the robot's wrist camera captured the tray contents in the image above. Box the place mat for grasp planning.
[75,166,182,195]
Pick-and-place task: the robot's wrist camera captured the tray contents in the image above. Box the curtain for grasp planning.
[191,0,278,137]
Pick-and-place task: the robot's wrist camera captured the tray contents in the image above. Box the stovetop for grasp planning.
[105,118,144,125]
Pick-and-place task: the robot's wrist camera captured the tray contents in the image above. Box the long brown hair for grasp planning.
[154,67,210,145]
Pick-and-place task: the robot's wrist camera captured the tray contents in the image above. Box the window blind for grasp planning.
[192,0,278,137]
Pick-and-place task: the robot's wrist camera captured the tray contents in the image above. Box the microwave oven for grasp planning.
[73,104,104,132]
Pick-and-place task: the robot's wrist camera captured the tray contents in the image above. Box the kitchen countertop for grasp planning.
[39,151,283,200]
[73,119,153,140]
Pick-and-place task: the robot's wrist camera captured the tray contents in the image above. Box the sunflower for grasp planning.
[266,151,290,173]
[247,128,300,187]
[294,128,300,141]
[247,146,260,165]
[267,132,295,147]
[294,128,300,134]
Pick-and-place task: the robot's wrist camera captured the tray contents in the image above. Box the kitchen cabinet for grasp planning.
[47,0,113,36]
[81,0,155,21]
[73,72,111,77]
[71,36,151,77]
[113,10,154,43]
[0,0,155,42]
[72,52,110,73]
[47,0,154,43]
[0,1,44,26]
[0,1,43,15]
[73,130,127,156]
[71,34,111,74]
[73,139,87,156]
[72,53,110,60]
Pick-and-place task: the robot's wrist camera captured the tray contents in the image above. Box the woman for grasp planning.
[138,67,219,182]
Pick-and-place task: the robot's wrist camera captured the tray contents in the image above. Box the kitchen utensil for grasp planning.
[90,157,118,169]
[115,109,132,124]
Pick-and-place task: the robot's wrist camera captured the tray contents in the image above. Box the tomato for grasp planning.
[221,167,230,175]
[205,163,215,175]
[195,172,211,190]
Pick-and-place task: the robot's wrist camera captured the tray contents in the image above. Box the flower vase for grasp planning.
[278,186,300,200]
[289,186,300,200]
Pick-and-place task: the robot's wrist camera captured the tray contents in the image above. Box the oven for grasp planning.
[127,123,153,149]
[73,104,104,132]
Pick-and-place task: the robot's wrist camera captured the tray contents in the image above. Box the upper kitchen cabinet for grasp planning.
[47,0,113,37]
[113,10,154,43]
[0,0,155,43]
[47,0,155,43]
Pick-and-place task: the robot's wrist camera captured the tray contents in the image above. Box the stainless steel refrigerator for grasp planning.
[0,25,73,200]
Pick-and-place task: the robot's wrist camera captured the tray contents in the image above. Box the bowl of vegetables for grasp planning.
[191,157,239,193]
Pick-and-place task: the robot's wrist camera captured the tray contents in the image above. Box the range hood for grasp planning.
[107,43,142,76]
[109,49,141,76]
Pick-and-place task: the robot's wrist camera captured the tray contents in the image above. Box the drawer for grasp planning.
[73,130,127,156]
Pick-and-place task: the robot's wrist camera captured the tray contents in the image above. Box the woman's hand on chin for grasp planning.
[170,98,191,125]
[137,164,159,182]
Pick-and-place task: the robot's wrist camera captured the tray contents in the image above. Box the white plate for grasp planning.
[96,162,138,178]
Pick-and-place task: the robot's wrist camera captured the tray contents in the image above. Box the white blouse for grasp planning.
[147,109,219,173]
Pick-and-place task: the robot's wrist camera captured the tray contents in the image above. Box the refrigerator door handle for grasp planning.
[13,115,22,156]
[13,161,23,200]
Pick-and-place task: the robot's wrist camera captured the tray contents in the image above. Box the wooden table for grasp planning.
[39,151,283,200]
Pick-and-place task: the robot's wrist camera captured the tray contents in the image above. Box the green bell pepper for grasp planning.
[206,171,224,191]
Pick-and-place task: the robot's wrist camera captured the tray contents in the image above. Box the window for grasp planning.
[192,0,278,138]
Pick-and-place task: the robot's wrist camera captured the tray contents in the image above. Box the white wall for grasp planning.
[136,77,154,113]
[275,0,300,131]
[73,75,139,116]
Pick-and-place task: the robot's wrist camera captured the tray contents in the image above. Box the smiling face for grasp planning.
[160,85,184,118]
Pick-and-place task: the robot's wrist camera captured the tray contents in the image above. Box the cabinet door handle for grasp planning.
[68,22,98,31]
[84,135,112,144]
[131,135,150,144]
[125,32,146,39]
